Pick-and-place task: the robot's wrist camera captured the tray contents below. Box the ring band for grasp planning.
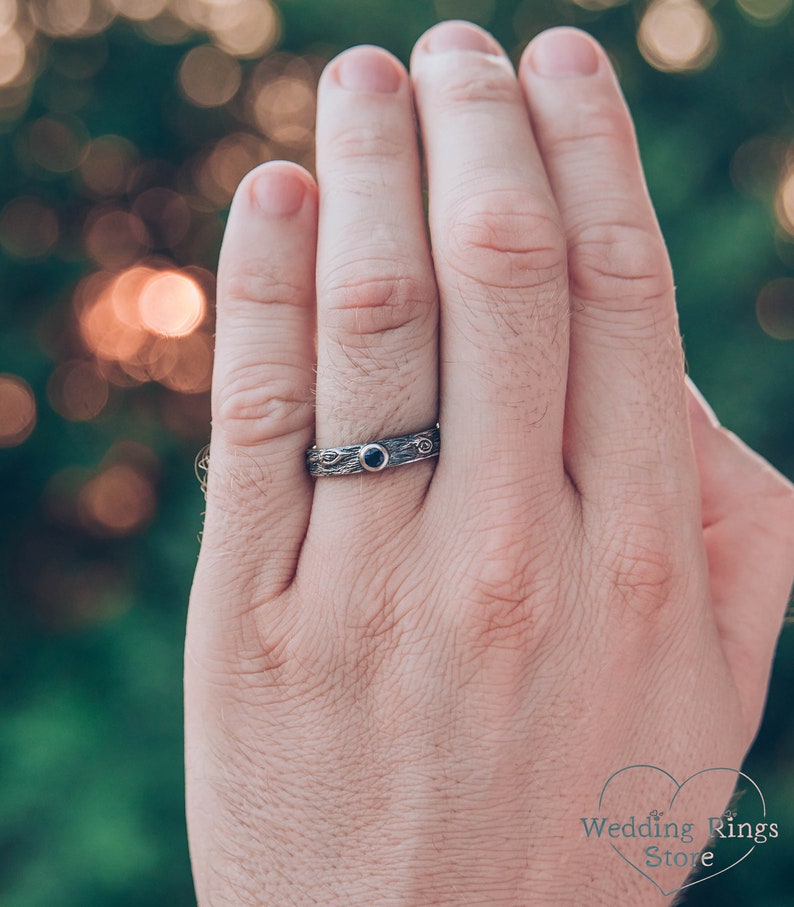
[306,425,440,477]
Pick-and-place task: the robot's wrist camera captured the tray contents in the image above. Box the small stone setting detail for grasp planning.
[306,424,439,476]
[359,443,389,472]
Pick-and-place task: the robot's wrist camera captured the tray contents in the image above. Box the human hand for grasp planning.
[185,21,794,906]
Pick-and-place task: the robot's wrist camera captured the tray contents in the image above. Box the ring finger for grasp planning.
[312,46,439,525]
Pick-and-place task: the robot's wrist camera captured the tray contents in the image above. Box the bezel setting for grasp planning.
[359,443,389,472]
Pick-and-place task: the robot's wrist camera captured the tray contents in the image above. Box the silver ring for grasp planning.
[306,425,440,477]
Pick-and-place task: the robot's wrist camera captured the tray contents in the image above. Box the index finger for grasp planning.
[198,162,318,604]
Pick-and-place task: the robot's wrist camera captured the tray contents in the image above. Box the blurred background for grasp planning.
[0,0,791,904]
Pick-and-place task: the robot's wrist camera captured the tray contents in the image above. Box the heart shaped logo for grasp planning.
[582,765,770,896]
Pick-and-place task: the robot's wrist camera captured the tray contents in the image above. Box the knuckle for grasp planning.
[452,518,558,650]
[548,100,634,157]
[324,122,404,165]
[568,221,673,311]
[214,365,313,446]
[459,585,534,650]
[320,264,432,346]
[445,191,566,291]
[222,262,305,310]
[434,60,519,108]
[595,518,679,622]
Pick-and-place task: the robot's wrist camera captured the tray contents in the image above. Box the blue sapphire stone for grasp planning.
[361,444,388,471]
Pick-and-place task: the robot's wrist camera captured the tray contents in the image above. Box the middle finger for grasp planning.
[313,46,439,522]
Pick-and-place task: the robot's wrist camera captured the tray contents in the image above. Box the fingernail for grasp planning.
[424,21,501,55]
[336,48,401,93]
[252,168,306,216]
[530,28,600,78]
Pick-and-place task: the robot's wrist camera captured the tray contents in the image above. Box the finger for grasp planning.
[687,378,794,729]
[519,29,694,503]
[199,162,317,602]
[312,46,438,518]
[410,21,570,496]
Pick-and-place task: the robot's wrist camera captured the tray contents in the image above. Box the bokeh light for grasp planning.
[178,43,241,107]
[736,0,792,24]
[730,135,786,199]
[0,27,25,85]
[137,8,192,44]
[138,271,205,337]
[193,131,271,208]
[78,135,138,196]
[106,0,169,19]
[28,0,113,38]
[28,115,87,172]
[0,373,37,447]
[775,161,794,236]
[77,269,148,366]
[132,187,191,249]
[199,0,280,58]
[47,359,110,421]
[75,264,211,390]
[0,195,59,257]
[153,332,213,392]
[638,0,718,73]
[78,463,156,536]
[249,74,315,147]
[0,0,17,37]
[83,206,150,268]
[756,278,794,339]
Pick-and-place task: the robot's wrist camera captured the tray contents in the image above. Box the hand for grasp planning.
[185,22,794,906]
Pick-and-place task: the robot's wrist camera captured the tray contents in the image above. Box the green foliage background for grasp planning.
[0,0,792,904]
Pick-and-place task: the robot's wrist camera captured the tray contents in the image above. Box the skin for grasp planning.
[185,22,794,906]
